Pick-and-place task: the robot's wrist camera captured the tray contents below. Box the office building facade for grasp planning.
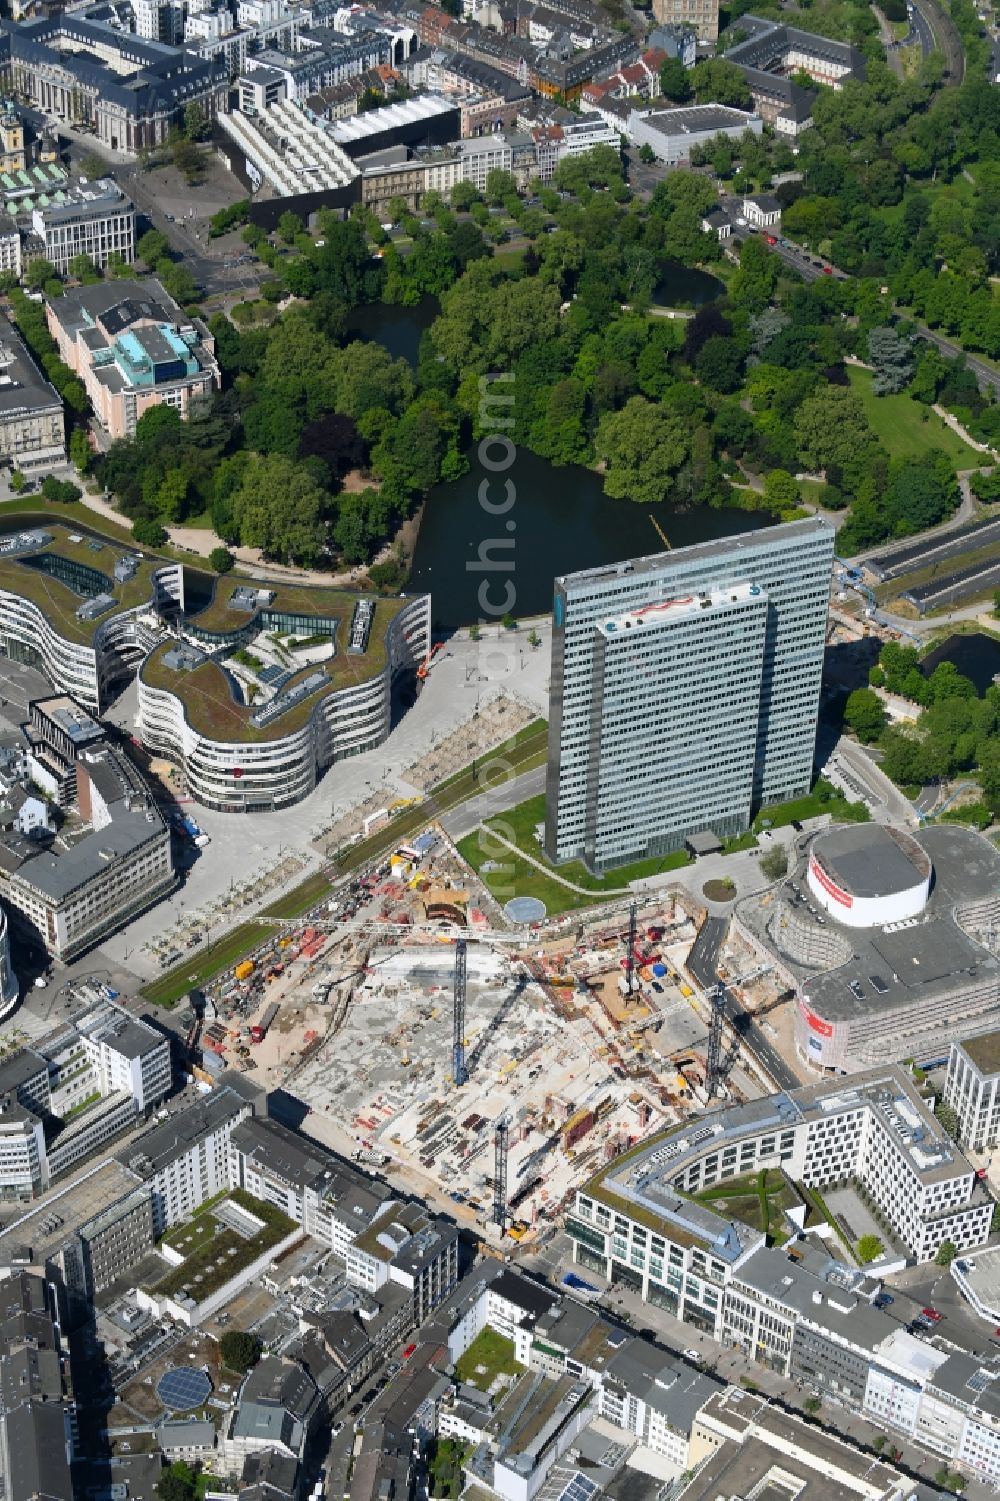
[544,519,834,871]
[944,1033,1000,1151]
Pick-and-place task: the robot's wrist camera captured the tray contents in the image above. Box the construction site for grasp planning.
[184,834,795,1246]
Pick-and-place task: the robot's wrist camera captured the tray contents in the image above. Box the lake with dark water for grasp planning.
[344,297,439,366]
[342,259,723,367]
[921,632,1000,695]
[408,451,774,630]
[350,268,758,629]
[652,261,725,308]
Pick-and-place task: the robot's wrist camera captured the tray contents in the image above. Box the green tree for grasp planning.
[229,454,328,565]
[868,327,913,395]
[208,545,235,573]
[485,168,518,205]
[803,1395,822,1416]
[154,471,189,523]
[79,150,107,181]
[277,210,303,244]
[760,844,788,880]
[795,387,876,477]
[184,101,210,141]
[132,516,168,546]
[595,396,690,504]
[935,1239,957,1266]
[220,1329,263,1372]
[68,253,101,284]
[9,470,25,493]
[157,1462,196,1501]
[763,469,800,514]
[24,257,58,291]
[695,336,743,393]
[69,427,91,472]
[156,259,197,305]
[40,476,81,503]
[172,136,204,184]
[845,687,887,744]
[857,1234,884,1263]
[449,181,479,210]
[691,60,752,109]
[638,142,656,164]
[659,55,692,102]
[137,229,170,266]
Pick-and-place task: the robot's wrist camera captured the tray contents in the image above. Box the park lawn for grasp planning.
[797,479,837,509]
[484,794,693,891]
[753,778,870,832]
[846,366,981,468]
[457,833,606,914]
[454,1328,524,1391]
[460,794,693,914]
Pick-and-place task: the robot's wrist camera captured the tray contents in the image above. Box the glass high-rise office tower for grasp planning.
[544,518,835,873]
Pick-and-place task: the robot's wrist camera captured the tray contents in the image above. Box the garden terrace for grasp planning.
[146,1189,296,1302]
[141,591,408,742]
[0,523,158,645]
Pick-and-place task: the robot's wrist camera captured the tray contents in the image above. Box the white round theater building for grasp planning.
[805,823,932,929]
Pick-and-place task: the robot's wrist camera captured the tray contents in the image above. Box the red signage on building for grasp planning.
[809,854,853,909]
[800,1000,833,1037]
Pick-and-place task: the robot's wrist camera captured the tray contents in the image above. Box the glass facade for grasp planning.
[544,519,835,871]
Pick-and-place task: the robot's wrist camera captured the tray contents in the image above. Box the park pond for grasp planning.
[342,260,723,367]
[652,260,725,308]
[922,632,1000,695]
[408,449,774,629]
[349,267,759,629]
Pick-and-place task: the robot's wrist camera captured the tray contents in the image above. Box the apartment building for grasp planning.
[76,1003,171,1113]
[0,1003,170,1202]
[545,519,835,872]
[229,1116,393,1257]
[944,1033,1000,1151]
[230,1115,458,1319]
[345,1199,459,1320]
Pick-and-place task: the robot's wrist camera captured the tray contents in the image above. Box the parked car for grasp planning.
[922,1307,943,1323]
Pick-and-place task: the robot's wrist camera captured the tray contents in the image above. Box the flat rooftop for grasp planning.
[117,1086,248,1178]
[0,1158,141,1261]
[690,1387,914,1501]
[797,826,1000,1024]
[0,313,62,418]
[642,104,759,134]
[960,1031,1000,1075]
[811,823,930,898]
[554,517,831,594]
